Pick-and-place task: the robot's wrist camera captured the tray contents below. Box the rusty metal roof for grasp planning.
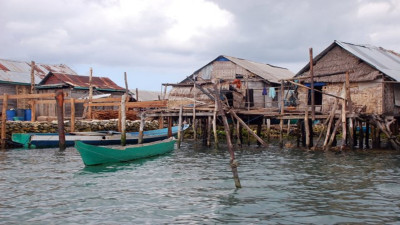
[0,58,77,84]
[40,72,125,91]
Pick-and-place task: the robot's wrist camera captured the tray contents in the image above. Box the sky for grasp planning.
[1,0,400,91]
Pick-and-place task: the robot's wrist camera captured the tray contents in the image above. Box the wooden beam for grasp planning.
[83,100,168,108]
[309,48,315,121]
[286,80,346,100]
[88,67,93,119]
[121,94,127,146]
[55,90,66,151]
[30,61,35,94]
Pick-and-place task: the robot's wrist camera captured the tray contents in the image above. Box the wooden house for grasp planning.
[294,40,400,117]
[168,55,294,109]
[36,72,126,118]
[0,59,77,110]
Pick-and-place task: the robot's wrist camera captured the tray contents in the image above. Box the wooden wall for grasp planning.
[0,83,17,110]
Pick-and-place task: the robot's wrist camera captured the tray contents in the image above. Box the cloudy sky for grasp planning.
[1,0,399,91]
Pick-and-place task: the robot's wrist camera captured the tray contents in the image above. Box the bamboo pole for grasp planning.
[70,98,76,132]
[213,86,241,188]
[326,114,342,151]
[1,94,8,149]
[30,61,35,94]
[55,90,66,151]
[159,115,164,129]
[138,111,145,144]
[168,116,172,138]
[192,78,197,141]
[118,106,122,132]
[124,72,129,95]
[341,100,347,150]
[88,67,93,119]
[177,105,183,148]
[266,118,271,142]
[236,119,242,147]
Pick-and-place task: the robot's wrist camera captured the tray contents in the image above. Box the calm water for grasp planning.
[1,142,400,224]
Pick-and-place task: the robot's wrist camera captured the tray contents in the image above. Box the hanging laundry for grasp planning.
[268,87,276,99]
[262,87,268,95]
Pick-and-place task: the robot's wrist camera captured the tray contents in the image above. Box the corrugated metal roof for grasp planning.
[296,41,400,81]
[223,55,294,83]
[335,41,400,81]
[0,58,77,84]
[40,72,125,91]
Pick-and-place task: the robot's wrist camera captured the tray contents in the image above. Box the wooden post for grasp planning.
[323,98,338,149]
[55,90,66,151]
[230,110,267,147]
[257,120,262,146]
[1,94,8,149]
[138,111,145,144]
[213,97,219,149]
[365,121,370,149]
[214,86,241,188]
[279,80,285,148]
[236,119,242,147]
[341,100,347,150]
[266,118,271,142]
[136,88,139,101]
[287,119,291,136]
[163,85,168,100]
[30,61,35,94]
[309,48,315,120]
[124,72,129,94]
[30,100,36,122]
[118,106,122,132]
[326,115,342,150]
[70,98,76,132]
[345,72,352,112]
[121,94,127,146]
[359,120,364,149]
[192,78,197,141]
[349,118,354,150]
[304,95,310,149]
[207,115,212,147]
[177,105,183,148]
[167,116,172,138]
[88,67,93,120]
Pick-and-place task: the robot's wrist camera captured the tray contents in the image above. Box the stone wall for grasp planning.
[2,120,160,139]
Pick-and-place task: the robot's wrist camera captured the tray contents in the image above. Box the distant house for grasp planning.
[168,55,294,109]
[36,72,126,118]
[0,58,77,110]
[294,40,400,116]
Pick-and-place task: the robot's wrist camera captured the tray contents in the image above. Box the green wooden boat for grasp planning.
[75,137,176,166]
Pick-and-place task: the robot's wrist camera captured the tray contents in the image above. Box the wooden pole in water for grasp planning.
[279,81,284,148]
[88,67,93,120]
[236,119,242,147]
[159,114,164,129]
[30,100,36,122]
[359,120,364,149]
[192,78,197,141]
[70,98,76,132]
[118,107,122,132]
[167,116,172,138]
[121,94,127,146]
[1,94,8,149]
[230,110,267,147]
[177,105,183,148]
[207,115,212,147]
[266,118,271,142]
[365,121,370,149]
[257,119,262,146]
[55,90,66,151]
[323,98,338,149]
[304,90,310,149]
[213,85,241,188]
[138,111,145,144]
[213,97,219,149]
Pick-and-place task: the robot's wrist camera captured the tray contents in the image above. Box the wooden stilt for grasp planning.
[365,121,370,149]
[177,106,183,148]
[236,119,242,147]
[70,98,75,132]
[207,115,212,147]
[279,81,285,148]
[266,118,271,143]
[159,115,164,129]
[168,116,172,138]
[202,118,208,146]
[138,112,145,144]
[121,94,127,146]
[1,94,8,149]
[305,105,310,149]
[359,120,364,149]
[230,110,267,147]
[213,99,218,149]
[257,120,262,146]
[30,100,36,122]
[55,90,66,151]
[341,100,347,150]
[323,98,338,149]
[326,115,342,151]
[287,119,291,136]
[349,118,354,150]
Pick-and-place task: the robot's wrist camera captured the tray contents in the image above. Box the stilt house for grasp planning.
[37,72,126,118]
[294,40,400,117]
[0,59,77,110]
[168,55,294,109]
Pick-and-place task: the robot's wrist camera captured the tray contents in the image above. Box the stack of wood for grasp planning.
[92,110,137,120]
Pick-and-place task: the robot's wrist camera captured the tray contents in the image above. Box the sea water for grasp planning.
[0,142,399,224]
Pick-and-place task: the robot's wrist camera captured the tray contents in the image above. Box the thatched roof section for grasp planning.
[296,41,400,82]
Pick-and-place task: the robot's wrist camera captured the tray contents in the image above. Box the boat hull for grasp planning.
[75,138,176,166]
[12,124,189,148]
